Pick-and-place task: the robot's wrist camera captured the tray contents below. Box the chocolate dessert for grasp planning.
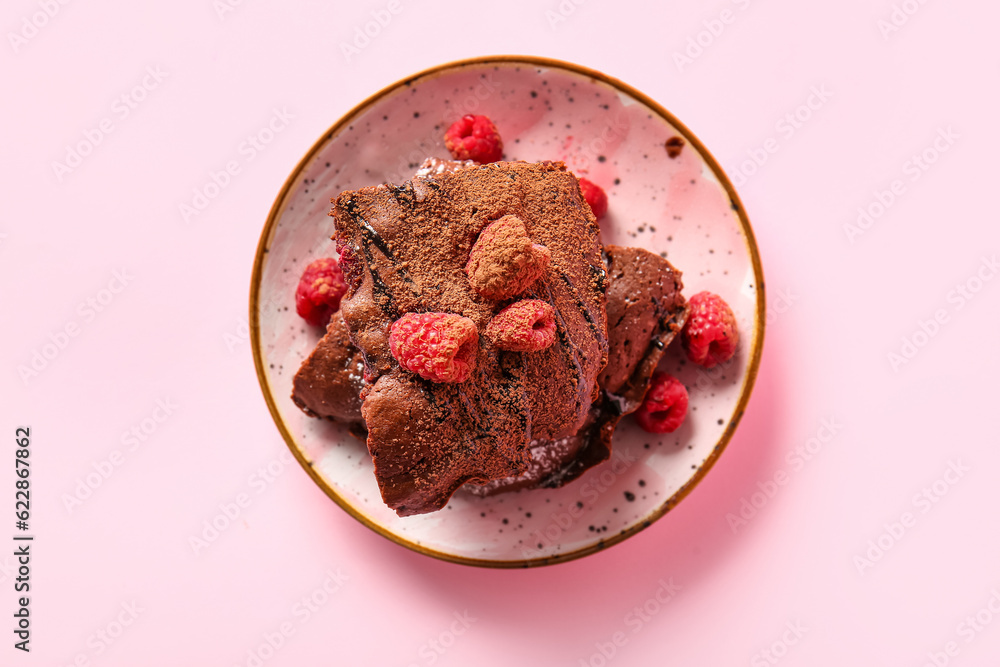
[330,160,608,516]
[466,246,689,495]
[292,245,689,499]
[600,246,689,410]
[291,311,365,425]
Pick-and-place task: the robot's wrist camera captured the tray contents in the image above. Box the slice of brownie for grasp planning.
[331,161,608,516]
[291,311,365,425]
[600,245,689,410]
[467,246,689,495]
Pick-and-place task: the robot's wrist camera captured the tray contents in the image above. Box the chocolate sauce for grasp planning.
[343,199,398,261]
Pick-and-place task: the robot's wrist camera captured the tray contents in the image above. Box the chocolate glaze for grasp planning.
[331,160,608,516]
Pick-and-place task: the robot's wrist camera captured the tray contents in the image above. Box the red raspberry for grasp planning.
[634,372,689,434]
[444,114,504,163]
[683,291,739,368]
[389,312,479,383]
[578,177,608,221]
[466,215,550,300]
[295,257,348,326]
[486,300,556,352]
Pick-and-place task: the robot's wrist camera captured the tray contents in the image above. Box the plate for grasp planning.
[250,55,764,567]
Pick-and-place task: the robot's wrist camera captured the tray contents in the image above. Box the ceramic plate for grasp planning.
[250,55,764,567]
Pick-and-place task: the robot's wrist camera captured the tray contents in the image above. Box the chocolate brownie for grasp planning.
[291,245,688,498]
[331,160,608,516]
[600,246,688,409]
[467,246,689,495]
[291,311,365,425]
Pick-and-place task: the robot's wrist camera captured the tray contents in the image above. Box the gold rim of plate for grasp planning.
[249,54,766,569]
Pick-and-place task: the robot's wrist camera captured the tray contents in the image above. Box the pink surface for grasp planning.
[3,0,999,665]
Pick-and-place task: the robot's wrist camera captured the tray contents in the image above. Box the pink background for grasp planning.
[3,1,999,665]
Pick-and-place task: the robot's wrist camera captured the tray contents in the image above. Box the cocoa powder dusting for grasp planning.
[331,160,608,515]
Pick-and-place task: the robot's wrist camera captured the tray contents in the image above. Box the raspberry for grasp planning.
[486,300,556,352]
[444,114,504,163]
[466,215,550,300]
[634,372,689,434]
[683,291,739,368]
[578,177,608,221]
[389,312,479,383]
[295,257,348,326]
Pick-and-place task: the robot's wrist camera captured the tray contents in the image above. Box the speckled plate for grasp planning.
[250,55,764,567]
